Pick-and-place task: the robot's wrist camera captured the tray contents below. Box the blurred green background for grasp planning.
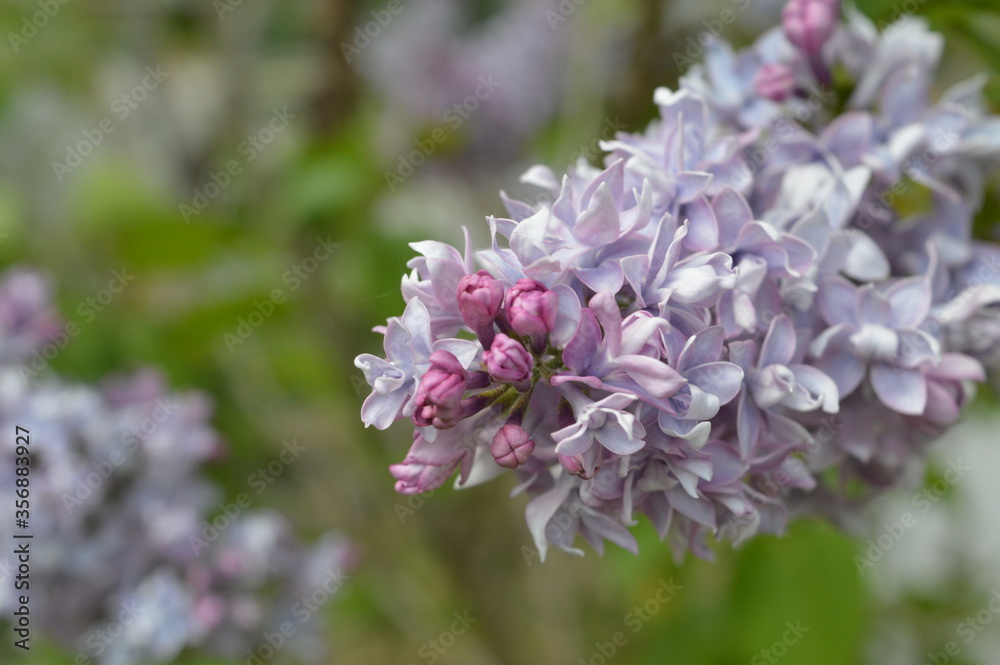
[2,0,1000,663]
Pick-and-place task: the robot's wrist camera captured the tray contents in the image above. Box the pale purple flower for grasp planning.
[811,276,939,414]
[355,298,478,430]
[730,314,839,456]
[551,388,645,468]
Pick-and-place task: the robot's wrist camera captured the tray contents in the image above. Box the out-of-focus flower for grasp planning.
[0,269,355,665]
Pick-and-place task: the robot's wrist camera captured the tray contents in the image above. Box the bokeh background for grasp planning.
[2,0,1000,663]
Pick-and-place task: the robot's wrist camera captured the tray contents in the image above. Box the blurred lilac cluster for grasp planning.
[359,0,570,164]
[356,0,1000,561]
[0,269,353,664]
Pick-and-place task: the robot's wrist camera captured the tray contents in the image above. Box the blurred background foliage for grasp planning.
[1,0,999,663]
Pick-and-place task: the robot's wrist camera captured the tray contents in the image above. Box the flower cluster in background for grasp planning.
[357,0,1000,561]
[0,269,354,665]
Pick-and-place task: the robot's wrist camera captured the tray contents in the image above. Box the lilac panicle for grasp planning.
[356,0,1000,561]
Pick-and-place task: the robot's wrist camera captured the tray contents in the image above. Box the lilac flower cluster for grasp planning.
[0,269,354,664]
[357,1,1000,560]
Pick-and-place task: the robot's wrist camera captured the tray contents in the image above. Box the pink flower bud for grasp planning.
[389,457,456,494]
[457,270,504,331]
[782,0,838,56]
[755,63,795,102]
[412,350,468,429]
[558,453,585,476]
[504,278,558,351]
[491,424,535,469]
[484,333,534,386]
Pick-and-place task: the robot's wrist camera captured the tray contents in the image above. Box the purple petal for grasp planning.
[813,349,866,397]
[552,284,583,347]
[509,207,554,267]
[576,262,625,293]
[575,182,621,247]
[759,314,796,367]
[856,284,892,325]
[360,388,409,430]
[682,196,720,251]
[589,290,623,356]
[886,276,931,328]
[595,419,646,455]
[581,510,639,555]
[563,309,603,375]
[816,276,858,326]
[712,186,754,249]
[580,159,625,210]
[789,364,840,413]
[821,111,873,168]
[870,363,927,415]
[684,361,744,405]
[674,171,713,202]
[842,231,890,282]
[736,392,761,458]
[727,339,758,373]
[665,486,716,528]
[929,353,986,382]
[614,355,687,399]
[678,325,725,370]
[525,476,576,562]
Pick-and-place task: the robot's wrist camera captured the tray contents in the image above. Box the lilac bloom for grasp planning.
[811,275,939,414]
[552,386,646,464]
[730,314,839,456]
[657,326,745,445]
[355,299,479,429]
[552,291,684,406]
[355,3,1000,560]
